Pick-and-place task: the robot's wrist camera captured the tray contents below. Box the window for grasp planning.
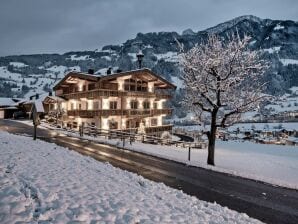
[78,103,82,110]
[88,83,95,90]
[153,102,158,109]
[86,102,88,110]
[110,101,117,110]
[109,120,118,129]
[130,101,138,109]
[70,103,74,110]
[143,101,150,109]
[151,118,157,126]
[93,101,99,110]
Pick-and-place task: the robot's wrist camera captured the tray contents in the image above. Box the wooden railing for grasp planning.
[78,125,207,149]
[58,88,171,100]
[67,108,172,118]
[145,124,173,134]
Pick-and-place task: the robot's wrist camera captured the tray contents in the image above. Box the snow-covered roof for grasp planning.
[0,98,17,107]
[53,68,177,90]
[24,92,51,105]
[34,101,45,113]
[43,95,65,104]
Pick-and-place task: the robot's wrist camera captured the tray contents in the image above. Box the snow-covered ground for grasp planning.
[0,131,261,223]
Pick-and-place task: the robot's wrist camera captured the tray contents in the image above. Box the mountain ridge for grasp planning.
[0,15,298,118]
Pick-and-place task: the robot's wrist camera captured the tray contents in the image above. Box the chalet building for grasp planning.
[52,68,176,136]
[21,92,65,119]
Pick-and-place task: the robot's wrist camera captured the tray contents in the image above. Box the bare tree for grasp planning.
[179,34,269,165]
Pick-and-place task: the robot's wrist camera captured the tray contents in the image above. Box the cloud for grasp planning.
[0,0,297,56]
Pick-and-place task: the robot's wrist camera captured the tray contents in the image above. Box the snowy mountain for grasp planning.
[0,15,298,118]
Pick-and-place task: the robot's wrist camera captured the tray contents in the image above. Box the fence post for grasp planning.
[122,133,125,148]
[188,146,191,161]
[79,125,82,137]
[81,123,84,137]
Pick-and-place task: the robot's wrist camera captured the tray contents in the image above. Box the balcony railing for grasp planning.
[58,89,171,100]
[67,108,172,118]
[145,124,173,134]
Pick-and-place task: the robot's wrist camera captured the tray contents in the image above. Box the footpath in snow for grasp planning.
[0,131,261,223]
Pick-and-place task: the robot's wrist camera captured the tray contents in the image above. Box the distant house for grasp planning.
[21,92,65,118]
[0,98,23,119]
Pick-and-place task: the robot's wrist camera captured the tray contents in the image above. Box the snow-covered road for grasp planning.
[0,131,261,223]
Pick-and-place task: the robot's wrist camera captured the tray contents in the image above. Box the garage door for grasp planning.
[0,110,4,119]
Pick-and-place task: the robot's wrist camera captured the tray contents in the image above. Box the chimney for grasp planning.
[107,67,112,75]
[35,93,39,100]
[48,91,52,96]
[88,69,94,74]
[136,50,144,69]
[29,96,33,100]
[116,69,122,73]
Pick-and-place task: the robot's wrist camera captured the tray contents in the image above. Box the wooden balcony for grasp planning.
[67,108,172,118]
[145,124,173,134]
[58,89,171,100]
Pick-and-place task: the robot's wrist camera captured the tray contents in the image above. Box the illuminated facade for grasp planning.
[53,68,176,135]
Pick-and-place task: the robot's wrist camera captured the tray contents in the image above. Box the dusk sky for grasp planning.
[0,0,297,56]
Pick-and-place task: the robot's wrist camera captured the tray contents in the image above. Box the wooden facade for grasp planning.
[52,68,176,136]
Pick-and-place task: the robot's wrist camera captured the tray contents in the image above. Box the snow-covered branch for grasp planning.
[179,34,269,126]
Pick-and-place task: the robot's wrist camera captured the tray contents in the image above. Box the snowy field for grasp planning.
[0,131,261,223]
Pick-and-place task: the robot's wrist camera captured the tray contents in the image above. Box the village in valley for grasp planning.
[0,1,298,224]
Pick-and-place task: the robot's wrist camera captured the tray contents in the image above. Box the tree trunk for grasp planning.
[207,111,217,166]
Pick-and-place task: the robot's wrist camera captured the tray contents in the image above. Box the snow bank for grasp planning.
[0,131,261,223]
